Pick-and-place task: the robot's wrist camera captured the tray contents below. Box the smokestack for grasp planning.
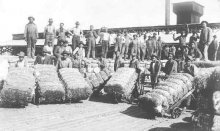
[165,0,170,25]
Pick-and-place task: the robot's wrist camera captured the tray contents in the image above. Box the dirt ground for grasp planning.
[0,95,195,131]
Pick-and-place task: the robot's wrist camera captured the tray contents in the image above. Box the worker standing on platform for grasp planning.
[122,31,132,60]
[56,23,68,46]
[156,36,164,60]
[209,35,219,61]
[44,18,56,46]
[173,24,189,59]
[146,36,153,60]
[137,33,146,61]
[86,25,98,59]
[199,21,212,61]
[71,21,83,51]
[148,54,161,89]
[24,16,38,58]
[113,32,123,59]
[99,27,110,58]
[130,34,138,59]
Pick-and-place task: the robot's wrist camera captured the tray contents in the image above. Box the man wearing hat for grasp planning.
[34,48,56,65]
[24,16,38,58]
[86,25,98,59]
[44,18,56,46]
[183,56,198,77]
[199,21,212,61]
[15,51,27,67]
[163,53,178,76]
[148,53,161,89]
[209,35,219,61]
[57,50,72,69]
[71,21,83,51]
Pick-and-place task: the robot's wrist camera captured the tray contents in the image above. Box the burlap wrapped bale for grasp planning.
[157,81,184,100]
[59,68,92,102]
[104,68,138,98]
[193,61,220,68]
[211,115,220,131]
[166,78,188,95]
[95,73,104,85]
[103,68,111,77]
[212,91,220,115]
[155,85,178,102]
[0,67,35,107]
[139,72,194,114]
[138,92,169,114]
[209,68,220,92]
[99,71,109,81]
[194,67,216,92]
[35,65,65,104]
[152,89,174,105]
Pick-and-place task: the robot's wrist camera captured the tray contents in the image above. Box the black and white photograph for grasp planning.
[0,0,220,130]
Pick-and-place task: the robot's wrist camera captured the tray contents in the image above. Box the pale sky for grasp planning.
[0,0,220,42]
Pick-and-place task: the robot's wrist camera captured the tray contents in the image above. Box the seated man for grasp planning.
[163,53,178,77]
[73,42,85,60]
[188,42,202,61]
[148,54,161,89]
[15,51,28,67]
[34,49,56,65]
[129,53,140,74]
[43,41,53,56]
[57,50,72,69]
[183,56,198,77]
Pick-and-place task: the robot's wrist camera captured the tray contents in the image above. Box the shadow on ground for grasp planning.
[148,122,195,131]
[89,93,118,104]
[120,105,156,119]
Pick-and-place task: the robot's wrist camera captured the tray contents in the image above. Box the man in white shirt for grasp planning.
[100,27,110,58]
[44,18,56,46]
[71,21,83,51]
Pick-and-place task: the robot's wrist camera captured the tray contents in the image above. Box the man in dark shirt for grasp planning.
[34,48,56,65]
[148,54,161,89]
[24,16,38,58]
[163,53,178,76]
[209,35,219,61]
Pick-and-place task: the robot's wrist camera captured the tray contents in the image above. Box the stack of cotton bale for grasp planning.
[35,65,65,104]
[138,73,194,115]
[59,68,92,102]
[0,67,35,107]
[104,68,138,100]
